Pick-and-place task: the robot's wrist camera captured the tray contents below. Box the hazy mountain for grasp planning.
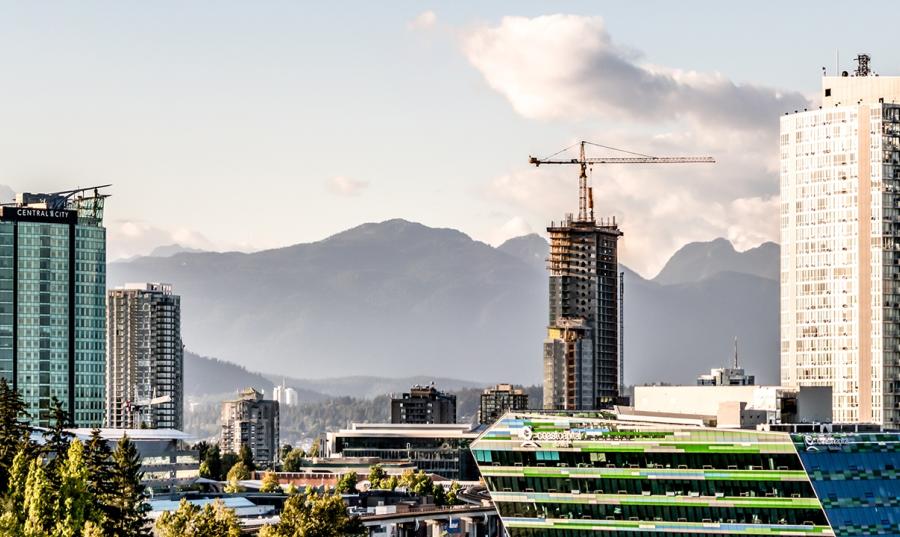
[653,238,778,285]
[184,350,327,402]
[497,233,549,271]
[110,219,547,384]
[112,220,780,387]
[263,375,482,400]
[149,244,207,258]
[622,270,778,385]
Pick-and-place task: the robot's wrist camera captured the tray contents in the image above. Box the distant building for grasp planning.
[106,283,183,430]
[272,380,298,408]
[391,383,456,424]
[0,187,109,427]
[627,385,833,429]
[478,384,528,425]
[697,338,755,386]
[325,422,482,481]
[543,208,622,411]
[220,388,280,467]
[781,56,900,427]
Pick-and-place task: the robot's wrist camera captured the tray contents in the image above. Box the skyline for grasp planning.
[2,2,898,276]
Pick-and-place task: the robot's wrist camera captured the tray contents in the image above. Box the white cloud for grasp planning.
[326,175,369,197]
[107,220,237,261]
[462,15,808,128]
[485,215,533,246]
[409,10,437,31]
[462,15,803,276]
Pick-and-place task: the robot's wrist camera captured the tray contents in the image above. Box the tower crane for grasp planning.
[529,141,715,222]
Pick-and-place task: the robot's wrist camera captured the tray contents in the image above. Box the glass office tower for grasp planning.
[0,187,108,427]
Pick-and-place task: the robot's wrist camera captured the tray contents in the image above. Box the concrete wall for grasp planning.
[634,386,763,417]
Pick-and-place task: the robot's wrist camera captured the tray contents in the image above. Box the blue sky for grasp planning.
[0,2,896,276]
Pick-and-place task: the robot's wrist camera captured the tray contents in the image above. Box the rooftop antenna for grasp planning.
[733,336,739,369]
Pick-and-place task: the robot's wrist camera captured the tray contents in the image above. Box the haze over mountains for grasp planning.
[110,219,779,388]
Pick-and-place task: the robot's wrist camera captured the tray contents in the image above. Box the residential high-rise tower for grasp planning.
[106,283,183,430]
[781,55,900,427]
[0,187,108,427]
[220,387,280,467]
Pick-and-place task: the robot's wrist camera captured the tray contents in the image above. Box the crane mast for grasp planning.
[529,140,715,222]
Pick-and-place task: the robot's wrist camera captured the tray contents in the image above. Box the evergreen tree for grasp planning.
[432,484,446,506]
[55,440,93,537]
[2,446,32,532]
[155,498,242,537]
[239,444,256,472]
[259,471,282,493]
[306,439,320,458]
[0,378,30,493]
[280,444,293,460]
[282,448,305,472]
[446,481,463,506]
[192,441,210,462]
[44,397,74,485]
[220,452,239,478]
[84,428,114,525]
[367,464,386,489]
[259,491,364,537]
[23,457,55,537]
[106,436,150,537]
[334,471,357,494]
[205,445,223,480]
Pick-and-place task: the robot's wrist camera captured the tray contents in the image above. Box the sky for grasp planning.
[1,2,898,277]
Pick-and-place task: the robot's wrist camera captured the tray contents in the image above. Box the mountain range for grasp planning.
[109,219,779,387]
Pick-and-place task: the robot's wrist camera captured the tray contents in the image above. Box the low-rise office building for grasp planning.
[472,412,900,536]
[628,385,832,429]
[325,422,482,480]
[39,428,200,492]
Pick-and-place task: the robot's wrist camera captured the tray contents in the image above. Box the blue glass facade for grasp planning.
[795,434,900,536]
[0,195,107,428]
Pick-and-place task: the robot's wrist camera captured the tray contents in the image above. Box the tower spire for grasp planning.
[733,336,738,369]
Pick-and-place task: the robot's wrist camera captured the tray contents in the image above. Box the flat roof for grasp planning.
[333,423,484,439]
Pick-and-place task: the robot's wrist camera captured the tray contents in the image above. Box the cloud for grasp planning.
[485,215,533,246]
[462,15,809,129]
[409,10,438,31]
[326,175,369,197]
[462,15,804,276]
[107,220,223,261]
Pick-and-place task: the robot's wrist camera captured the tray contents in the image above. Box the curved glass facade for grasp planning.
[472,413,900,536]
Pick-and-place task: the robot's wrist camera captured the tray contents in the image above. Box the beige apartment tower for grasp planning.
[780,55,900,427]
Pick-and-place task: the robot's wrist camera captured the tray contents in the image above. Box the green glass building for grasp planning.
[0,187,108,427]
[472,412,900,536]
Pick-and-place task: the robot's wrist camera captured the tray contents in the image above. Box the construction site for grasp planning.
[534,141,714,411]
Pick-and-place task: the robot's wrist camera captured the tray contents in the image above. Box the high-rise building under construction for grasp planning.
[534,141,713,410]
[543,212,622,410]
[536,144,622,410]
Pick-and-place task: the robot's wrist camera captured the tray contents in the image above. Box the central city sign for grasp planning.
[0,206,77,224]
